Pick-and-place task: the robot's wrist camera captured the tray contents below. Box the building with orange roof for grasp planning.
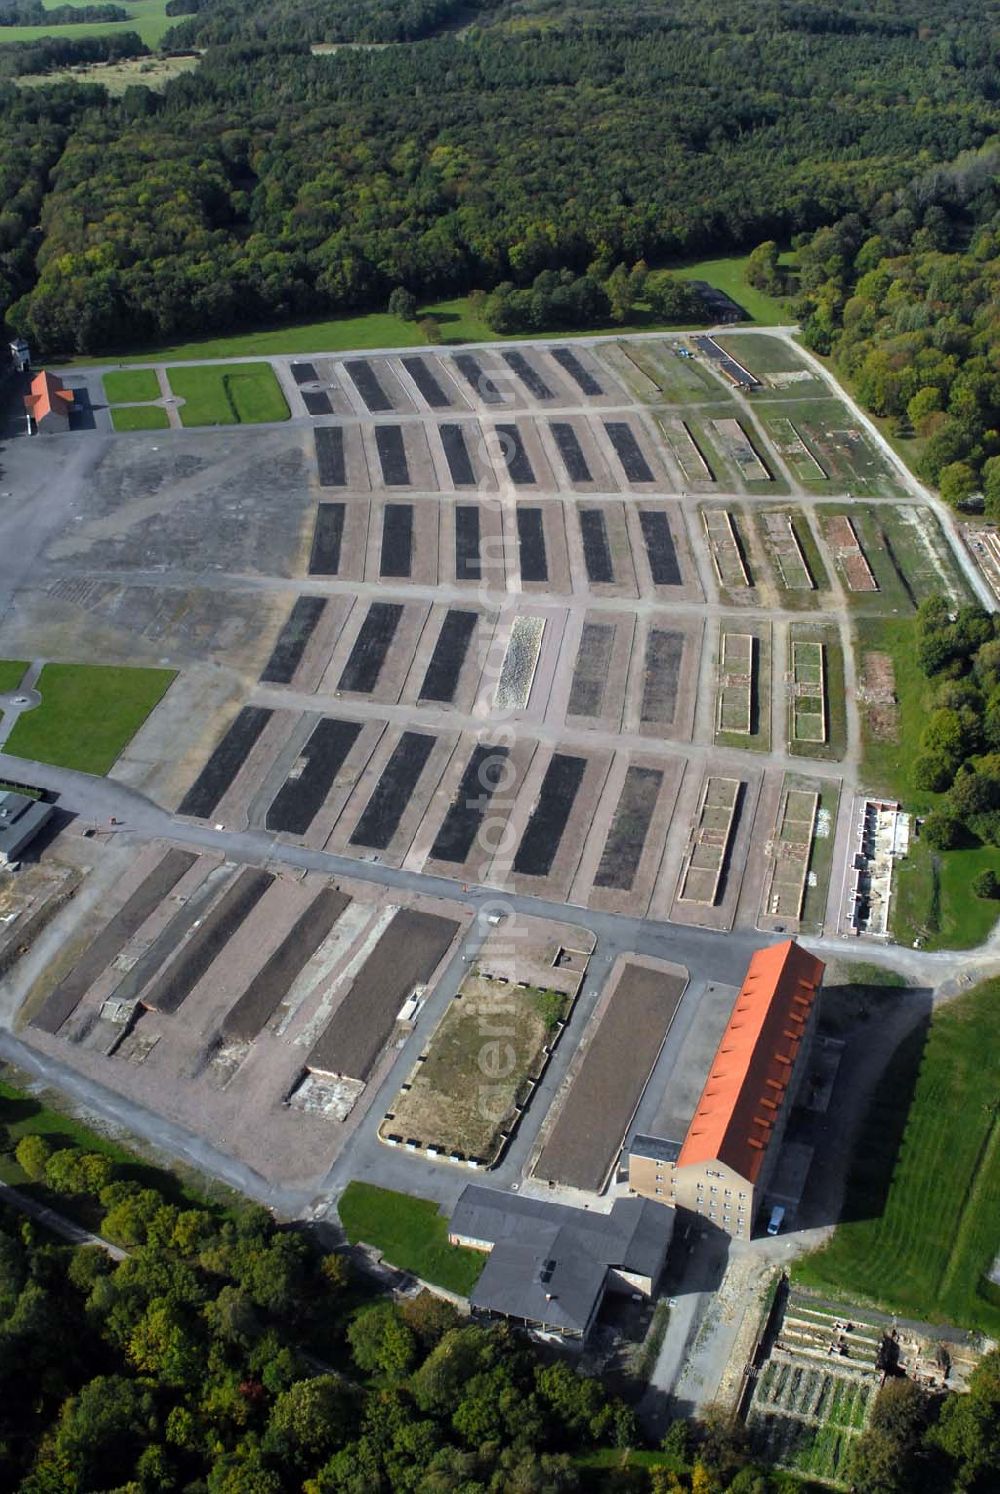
[23,370,73,434]
[628,940,823,1237]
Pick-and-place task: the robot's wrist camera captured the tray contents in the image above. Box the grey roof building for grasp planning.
[0,791,53,867]
[449,1185,673,1341]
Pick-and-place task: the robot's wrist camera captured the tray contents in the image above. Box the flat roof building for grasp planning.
[0,791,54,867]
[629,940,823,1236]
[449,1184,672,1342]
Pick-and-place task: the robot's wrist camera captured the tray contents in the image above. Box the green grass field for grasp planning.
[0,0,173,45]
[4,662,175,775]
[338,1181,484,1296]
[0,661,28,694]
[795,979,1000,1336]
[168,363,289,426]
[110,404,169,431]
[718,332,816,378]
[103,368,160,403]
[60,253,791,369]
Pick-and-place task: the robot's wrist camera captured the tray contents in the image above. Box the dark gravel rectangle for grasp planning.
[338,603,403,693]
[453,352,502,404]
[222,887,350,1042]
[536,964,686,1190]
[307,909,459,1079]
[376,425,410,486]
[639,510,682,586]
[513,753,586,877]
[551,346,602,396]
[455,505,481,580]
[144,868,275,1015]
[440,423,476,486]
[291,362,318,384]
[605,421,654,482]
[641,629,684,724]
[349,730,436,850]
[345,358,393,412]
[402,355,451,408]
[502,350,552,399]
[178,706,273,819]
[430,743,510,863]
[579,509,614,583]
[259,596,327,684]
[380,503,413,578]
[302,389,333,416]
[315,427,346,487]
[496,423,535,484]
[516,507,547,582]
[267,717,363,834]
[32,849,197,1033]
[420,609,477,702]
[568,622,613,717]
[309,503,345,576]
[550,422,592,482]
[692,335,759,386]
[594,767,663,891]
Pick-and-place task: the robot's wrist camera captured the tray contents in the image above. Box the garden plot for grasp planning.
[760,511,815,591]
[494,615,546,711]
[413,608,481,706]
[336,601,405,694]
[414,737,537,880]
[571,501,637,594]
[178,705,297,824]
[534,957,687,1192]
[859,651,899,743]
[716,632,755,735]
[308,503,369,583]
[501,349,554,401]
[759,784,819,929]
[601,418,658,485]
[575,752,684,916]
[313,424,372,490]
[543,416,616,490]
[370,499,439,585]
[495,421,535,482]
[342,356,412,415]
[637,508,682,586]
[266,717,364,836]
[259,596,328,685]
[592,765,664,893]
[824,514,877,592]
[710,417,772,482]
[676,775,743,906]
[625,616,700,741]
[763,416,826,481]
[451,351,509,407]
[657,416,714,484]
[563,613,636,729]
[339,727,457,863]
[490,420,556,489]
[514,501,572,592]
[441,499,506,588]
[397,353,462,410]
[379,973,573,1166]
[639,628,685,726]
[548,344,611,399]
[790,640,827,745]
[437,423,478,487]
[306,908,460,1083]
[702,508,752,590]
[503,746,613,899]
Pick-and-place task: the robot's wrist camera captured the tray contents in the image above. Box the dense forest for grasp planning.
[0,0,998,352]
[794,143,1000,500]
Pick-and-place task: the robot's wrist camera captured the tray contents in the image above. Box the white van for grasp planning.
[767,1205,786,1236]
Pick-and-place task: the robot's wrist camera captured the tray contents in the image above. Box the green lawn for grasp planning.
[338,1181,484,1296]
[717,332,816,378]
[0,661,28,694]
[0,0,173,45]
[795,978,1000,1336]
[103,368,160,403]
[111,404,170,431]
[168,363,289,426]
[4,662,175,775]
[60,252,792,369]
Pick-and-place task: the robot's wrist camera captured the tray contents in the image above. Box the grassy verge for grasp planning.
[338,1181,484,1296]
[4,662,175,774]
[102,368,160,403]
[0,0,173,46]
[110,405,170,431]
[58,253,790,369]
[0,1074,242,1228]
[0,661,29,694]
[794,978,1000,1336]
[169,362,289,425]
